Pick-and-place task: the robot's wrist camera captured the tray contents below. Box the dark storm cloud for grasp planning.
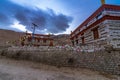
[0,13,10,25]
[0,0,73,33]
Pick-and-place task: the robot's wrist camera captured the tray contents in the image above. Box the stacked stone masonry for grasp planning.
[0,47,120,75]
[70,4,120,51]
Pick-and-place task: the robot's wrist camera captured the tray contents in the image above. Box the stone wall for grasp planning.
[0,47,120,75]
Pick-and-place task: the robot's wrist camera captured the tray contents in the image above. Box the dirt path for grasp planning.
[0,57,119,80]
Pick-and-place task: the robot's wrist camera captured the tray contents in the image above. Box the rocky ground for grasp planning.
[0,56,119,80]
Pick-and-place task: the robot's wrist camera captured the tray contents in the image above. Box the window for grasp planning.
[76,40,78,45]
[92,27,99,40]
[96,12,102,19]
[37,38,40,42]
[72,41,74,46]
[43,39,46,43]
[81,37,85,44]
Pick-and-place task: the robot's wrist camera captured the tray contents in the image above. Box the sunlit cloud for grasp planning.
[0,0,120,34]
[0,0,73,34]
[10,20,32,33]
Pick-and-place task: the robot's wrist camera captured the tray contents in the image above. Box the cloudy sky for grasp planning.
[0,0,120,34]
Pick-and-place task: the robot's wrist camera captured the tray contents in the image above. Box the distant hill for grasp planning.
[0,29,24,46]
[0,29,71,46]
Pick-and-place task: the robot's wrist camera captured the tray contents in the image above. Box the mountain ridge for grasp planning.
[0,29,71,46]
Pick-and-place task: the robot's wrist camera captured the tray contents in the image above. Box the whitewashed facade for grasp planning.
[70,4,120,51]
